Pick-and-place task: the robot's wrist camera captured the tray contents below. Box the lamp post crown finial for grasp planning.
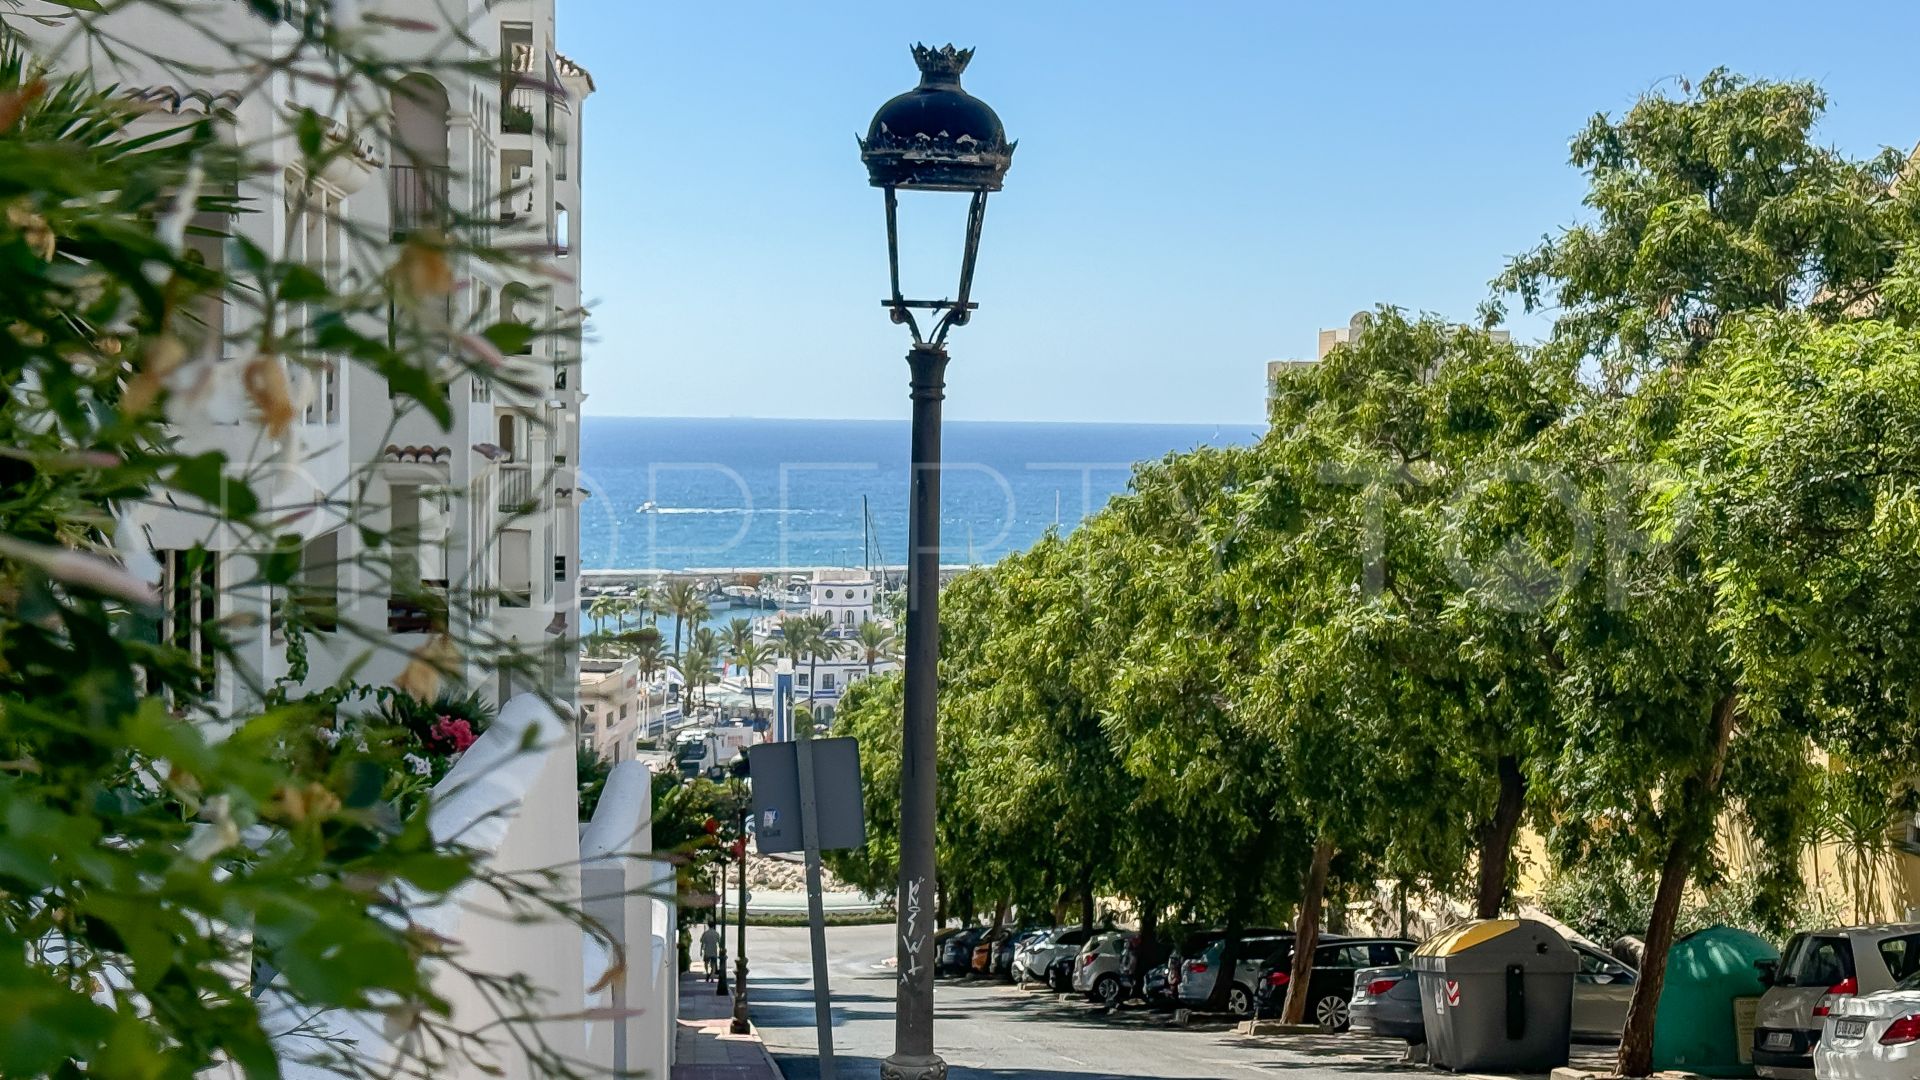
[911,43,972,82]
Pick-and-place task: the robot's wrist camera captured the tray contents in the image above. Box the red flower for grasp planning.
[430,716,477,753]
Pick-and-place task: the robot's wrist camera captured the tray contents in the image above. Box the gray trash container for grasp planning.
[1413,919,1578,1072]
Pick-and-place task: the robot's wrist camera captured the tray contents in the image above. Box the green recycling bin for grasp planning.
[1653,926,1778,1077]
[1414,919,1578,1072]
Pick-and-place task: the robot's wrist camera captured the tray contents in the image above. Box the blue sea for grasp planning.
[577,417,1263,571]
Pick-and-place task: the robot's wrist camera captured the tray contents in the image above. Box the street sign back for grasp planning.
[745,737,865,854]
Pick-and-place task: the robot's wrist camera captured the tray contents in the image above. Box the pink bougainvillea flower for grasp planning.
[429,717,477,754]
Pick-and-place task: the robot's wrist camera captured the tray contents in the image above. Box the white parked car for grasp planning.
[1013,927,1091,985]
[1073,930,1131,1002]
[1815,977,1920,1080]
[1757,924,1920,1080]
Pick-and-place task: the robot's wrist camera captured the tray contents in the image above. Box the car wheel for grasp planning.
[1095,973,1122,1007]
[1228,983,1254,1019]
[1314,992,1350,1032]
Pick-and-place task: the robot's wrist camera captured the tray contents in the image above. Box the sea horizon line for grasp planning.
[579,413,1267,430]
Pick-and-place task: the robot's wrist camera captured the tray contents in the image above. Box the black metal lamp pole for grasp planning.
[715,855,730,996]
[858,43,1013,1080]
[731,804,750,1034]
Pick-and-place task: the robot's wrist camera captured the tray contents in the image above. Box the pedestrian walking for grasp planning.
[700,921,720,982]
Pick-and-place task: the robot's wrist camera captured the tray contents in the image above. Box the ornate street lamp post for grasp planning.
[858,42,1013,1080]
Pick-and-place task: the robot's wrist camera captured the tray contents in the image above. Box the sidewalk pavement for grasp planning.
[673,970,784,1080]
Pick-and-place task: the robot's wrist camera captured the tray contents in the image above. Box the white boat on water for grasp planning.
[636,501,657,514]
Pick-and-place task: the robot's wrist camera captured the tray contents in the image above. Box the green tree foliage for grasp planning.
[0,12,581,1075]
[825,70,1920,1065]
[1490,71,1920,1075]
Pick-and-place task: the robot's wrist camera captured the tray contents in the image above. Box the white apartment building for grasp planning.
[21,1,593,713]
[1267,311,1511,400]
[578,655,671,762]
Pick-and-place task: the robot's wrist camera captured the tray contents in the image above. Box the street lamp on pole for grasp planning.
[858,42,1013,1080]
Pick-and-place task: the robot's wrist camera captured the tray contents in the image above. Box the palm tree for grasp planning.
[586,593,621,635]
[633,634,665,681]
[614,596,639,632]
[723,617,754,671]
[853,618,898,674]
[730,637,774,722]
[660,579,705,661]
[682,626,723,709]
[793,612,843,721]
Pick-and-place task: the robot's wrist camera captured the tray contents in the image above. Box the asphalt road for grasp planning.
[740,923,1615,1080]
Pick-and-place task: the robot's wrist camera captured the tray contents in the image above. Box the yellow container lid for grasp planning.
[1415,919,1521,957]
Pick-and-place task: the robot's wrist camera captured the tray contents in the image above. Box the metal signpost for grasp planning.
[747,738,865,1080]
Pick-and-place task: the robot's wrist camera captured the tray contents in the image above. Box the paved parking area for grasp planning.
[745,923,1621,1080]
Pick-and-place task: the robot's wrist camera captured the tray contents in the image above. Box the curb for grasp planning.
[1551,1071,1703,1080]
[747,1021,786,1080]
[1237,1019,1325,1036]
[1551,1060,1704,1068]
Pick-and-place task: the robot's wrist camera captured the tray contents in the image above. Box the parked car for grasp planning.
[1253,937,1415,1030]
[1046,953,1075,993]
[1351,964,1425,1041]
[1571,940,1638,1040]
[938,926,988,978]
[1074,930,1133,1005]
[1814,968,1920,1080]
[993,930,1037,980]
[1758,925,1920,1079]
[1141,963,1177,1009]
[1349,936,1638,1045]
[1180,931,1299,1018]
[1017,927,1095,985]
[1118,931,1174,1004]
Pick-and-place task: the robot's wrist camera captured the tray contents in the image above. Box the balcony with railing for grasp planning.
[389,164,449,241]
[497,463,533,514]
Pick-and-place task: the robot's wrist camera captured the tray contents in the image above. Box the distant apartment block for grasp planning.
[1267,312,1512,401]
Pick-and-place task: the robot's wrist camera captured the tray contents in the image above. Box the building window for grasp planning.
[797,673,809,688]
[286,174,343,425]
[821,673,836,692]
[159,548,219,699]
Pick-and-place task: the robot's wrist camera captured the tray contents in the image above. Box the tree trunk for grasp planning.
[1134,901,1160,983]
[1617,695,1739,1077]
[1204,909,1245,1013]
[990,898,1007,933]
[1282,839,1337,1024]
[1079,886,1095,930]
[1475,753,1528,919]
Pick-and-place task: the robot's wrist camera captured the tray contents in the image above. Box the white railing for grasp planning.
[580,761,674,1077]
[233,695,667,1080]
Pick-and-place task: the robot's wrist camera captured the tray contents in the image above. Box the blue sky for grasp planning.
[561,1,1920,426]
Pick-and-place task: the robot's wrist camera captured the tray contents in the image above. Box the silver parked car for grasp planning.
[1755,924,1920,1080]
[1572,941,1638,1039]
[1177,932,1293,1018]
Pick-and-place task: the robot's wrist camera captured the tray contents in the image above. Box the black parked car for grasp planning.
[938,927,988,977]
[1046,953,1075,993]
[1252,937,1416,1031]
